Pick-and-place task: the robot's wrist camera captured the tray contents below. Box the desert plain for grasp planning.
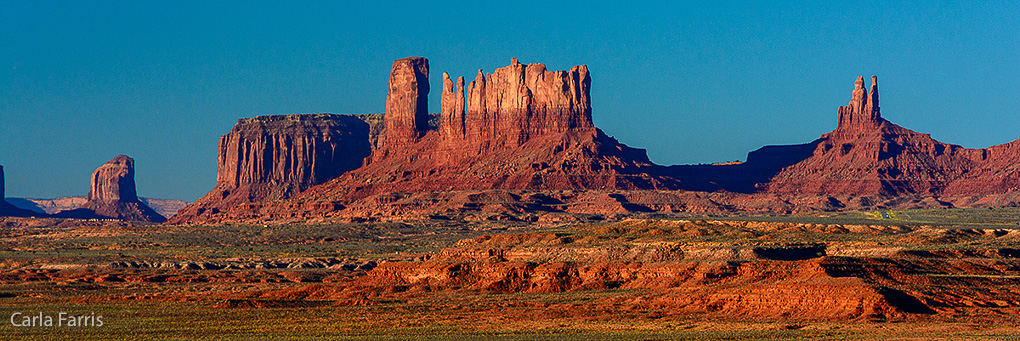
[2,208,1020,339]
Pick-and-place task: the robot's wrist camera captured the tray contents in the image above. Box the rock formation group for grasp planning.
[162,57,1020,224]
[2,156,165,222]
[6,56,1020,223]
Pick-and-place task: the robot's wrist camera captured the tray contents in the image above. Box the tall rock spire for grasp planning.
[836,75,882,132]
[382,57,430,153]
[440,72,466,139]
[466,69,489,150]
[867,75,879,114]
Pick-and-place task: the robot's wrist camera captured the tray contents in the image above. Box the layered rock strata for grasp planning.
[6,196,187,218]
[941,140,1020,196]
[305,223,958,320]
[56,155,166,222]
[169,114,372,223]
[670,75,1020,205]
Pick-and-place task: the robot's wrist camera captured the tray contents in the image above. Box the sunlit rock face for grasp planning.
[168,114,373,224]
[56,155,166,222]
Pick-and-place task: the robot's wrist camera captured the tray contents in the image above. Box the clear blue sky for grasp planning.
[2,1,1018,201]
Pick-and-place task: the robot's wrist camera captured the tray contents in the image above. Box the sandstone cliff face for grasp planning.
[439,72,466,140]
[169,114,372,223]
[377,57,429,159]
[87,155,138,202]
[216,114,370,189]
[458,58,593,152]
[55,155,166,222]
[941,140,1020,196]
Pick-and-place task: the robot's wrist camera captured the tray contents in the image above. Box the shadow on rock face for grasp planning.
[877,287,936,314]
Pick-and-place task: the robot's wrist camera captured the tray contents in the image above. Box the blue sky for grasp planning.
[2,1,1018,201]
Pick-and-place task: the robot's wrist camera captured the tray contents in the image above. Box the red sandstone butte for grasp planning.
[675,75,1020,206]
[56,155,166,222]
[375,57,430,161]
[268,58,681,216]
[168,57,681,223]
[762,76,983,196]
[168,114,373,223]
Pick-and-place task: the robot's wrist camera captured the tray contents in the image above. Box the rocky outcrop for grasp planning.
[168,114,373,223]
[216,114,370,190]
[169,57,684,223]
[439,72,466,140]
[55,155,166,222]
[941,140,1020,196]
[760,76,981,196]
[168,63,1020,224]
[377,57,430,160]
[335,226,943,320]
[666,75,1020,205]
[457,58,592,153]
[245,58,684,221]
[0,165,39,217]
[7,196,188,218]
[88,155,139,203]
[835,75,883,133]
